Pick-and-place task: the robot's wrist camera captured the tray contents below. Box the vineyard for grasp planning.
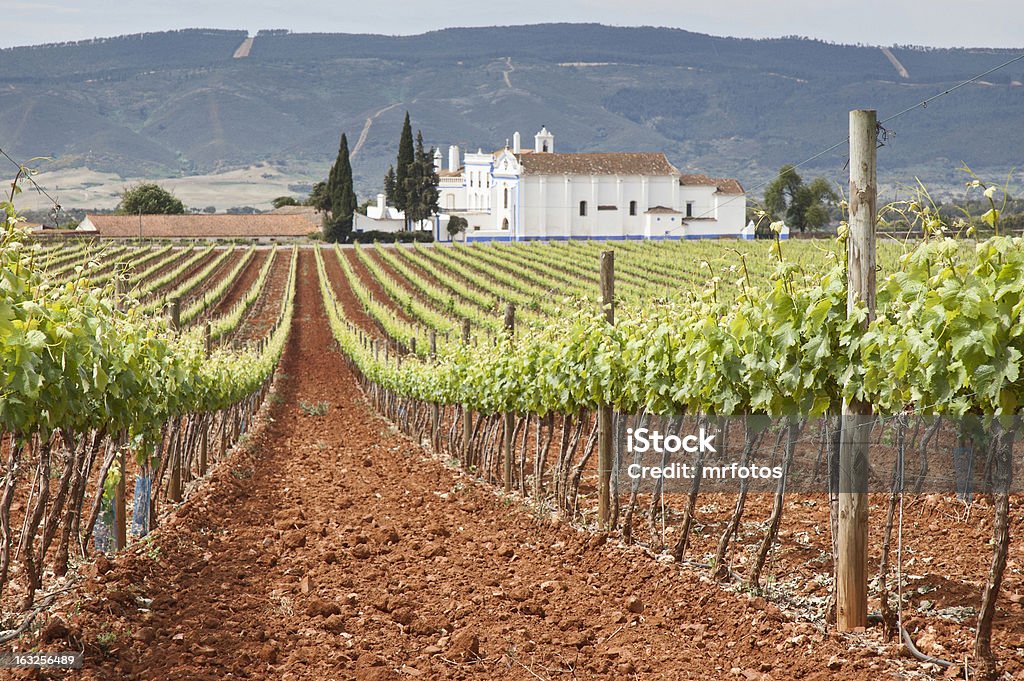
[3,205,1024,678]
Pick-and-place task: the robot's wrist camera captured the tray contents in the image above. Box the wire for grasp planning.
[879,52,1024,126]
[665,49,1024,235]
[0,147,66,228]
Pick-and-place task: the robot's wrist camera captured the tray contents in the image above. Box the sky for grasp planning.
[1,0,1022,50]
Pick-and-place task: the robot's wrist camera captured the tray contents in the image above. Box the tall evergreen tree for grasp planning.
[324,132,357,242]
[404,130,440,231]
[392,112,415,228]
[383,165,396,204]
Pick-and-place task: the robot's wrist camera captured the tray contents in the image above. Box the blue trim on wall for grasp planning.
[465,232,749,243]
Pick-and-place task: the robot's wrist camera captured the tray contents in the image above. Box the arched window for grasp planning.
[579,201,587,217]
[504,187,509,209]
[502,218,509,230]
[629,200,637,216]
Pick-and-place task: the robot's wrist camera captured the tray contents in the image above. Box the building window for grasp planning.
[629,200,637,216]
[504,187,509,209]
[502,218,509,230]
[686,201,694,217]
[579,200,587,217]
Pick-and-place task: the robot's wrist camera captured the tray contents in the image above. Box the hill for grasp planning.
[1,24,1021,208]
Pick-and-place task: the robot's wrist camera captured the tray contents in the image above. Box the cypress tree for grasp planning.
[324,132,357,242]
[383,165,396,204]
[405,130,439,230]
[393,112,415,229]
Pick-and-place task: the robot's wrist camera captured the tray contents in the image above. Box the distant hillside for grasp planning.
[1,24,1021,205]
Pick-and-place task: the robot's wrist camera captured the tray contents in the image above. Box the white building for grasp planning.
[353,193,435,234]
[359,127,747,242]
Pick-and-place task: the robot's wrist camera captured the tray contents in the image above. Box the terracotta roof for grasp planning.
[680,174,745,194]
[81,214,318,239]
[269,205,321,227]
[438,169,463,177]
[270,205,316,215]
[645,206,682,214]
[517,152,678,176]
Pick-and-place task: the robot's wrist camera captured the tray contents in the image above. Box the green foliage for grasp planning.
[392,112,415,224]
[116,183,185,215]
[404,131,440,228]
[349,230,433,244]
[763,165,838,232]
[315,184,1024,423]
[272,196,300,209]
[383,165,396,203]
[298,400,330,416]
[447,215,468,237]
[0,192,298,457]
[324,133,357,243]
[305,181,330,212]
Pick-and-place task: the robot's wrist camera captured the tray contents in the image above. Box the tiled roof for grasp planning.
[680,174,745,194]
[438,169,463,177]
[645,206,682,214]
[81,214,318,239]
[517,152,678,176]
[269,205,321,227]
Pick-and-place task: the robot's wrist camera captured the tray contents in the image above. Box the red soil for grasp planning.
[16,251,904,680]
[206,249,271,321]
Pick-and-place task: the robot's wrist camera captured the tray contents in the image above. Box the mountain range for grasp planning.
[1,24,1021,208]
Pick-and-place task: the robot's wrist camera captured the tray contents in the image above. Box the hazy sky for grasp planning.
[2,0,1022,49]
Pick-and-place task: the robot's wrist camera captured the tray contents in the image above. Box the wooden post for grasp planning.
[503,303,516,493]
[114,444,127,551]
[113,268,128,551]
[461,320,472,465]
[204,321,212,356]
[836,109,877,632]
[199,415,209,478]
[429,329,437,358]
[168,297,181,331]
[598,251,615,527]
[410,337,417,356]
[113,262,126,305]
[169,429,182,503]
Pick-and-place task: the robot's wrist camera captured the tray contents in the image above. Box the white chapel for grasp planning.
[357,127,747,242]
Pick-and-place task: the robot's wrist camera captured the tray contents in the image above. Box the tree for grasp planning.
[403,130,440,230]
[323,132,357,243]
[305,182,330,212]
[272,196,300,209]
[447,215,468,240]
[763,165,837,232]
[391,112,415,224]
[117,183,185,215]
[383,165,396,203]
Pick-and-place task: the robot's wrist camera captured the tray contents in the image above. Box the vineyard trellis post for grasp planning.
[598,250,614,526]
[169,296,181,331]
[461,319,472,466]
[113,263,128,551]
[503,303,516,493]
[836,109,877,631]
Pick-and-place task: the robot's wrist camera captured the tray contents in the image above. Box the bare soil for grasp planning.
[206,249,271,321]
[10,250,899,680]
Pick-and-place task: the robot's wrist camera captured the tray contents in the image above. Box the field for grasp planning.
[2,233,1024,680]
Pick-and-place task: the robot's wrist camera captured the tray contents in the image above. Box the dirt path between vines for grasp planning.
[30,250,893,680]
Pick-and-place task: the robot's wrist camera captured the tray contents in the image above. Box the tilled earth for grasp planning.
[13,252,910,680]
